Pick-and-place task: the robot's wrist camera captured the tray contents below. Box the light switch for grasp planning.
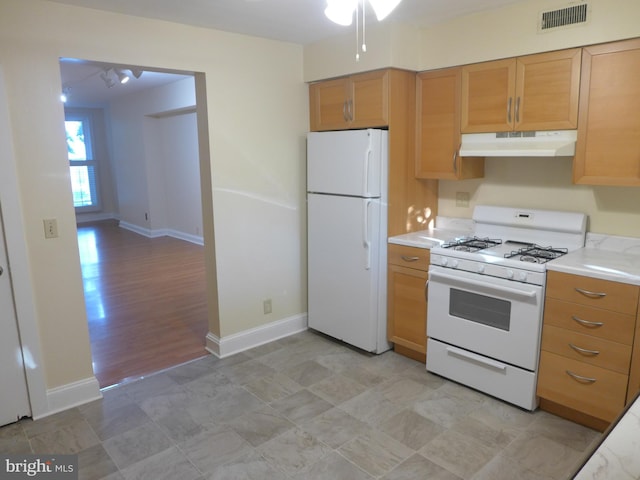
[43,219,58,239]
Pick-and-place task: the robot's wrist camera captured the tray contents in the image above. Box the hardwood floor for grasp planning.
[77,220,209,389]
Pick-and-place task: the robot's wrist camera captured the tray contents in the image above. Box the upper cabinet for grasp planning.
[415,67,483,180]
[309,70,389,131]
[461,48,581,133]
[573,38,640,186]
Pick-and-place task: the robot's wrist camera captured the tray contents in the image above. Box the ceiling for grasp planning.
[55,0,528,106]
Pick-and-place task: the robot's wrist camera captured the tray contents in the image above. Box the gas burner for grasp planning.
[442,237,502,253]
[505,245,568,264]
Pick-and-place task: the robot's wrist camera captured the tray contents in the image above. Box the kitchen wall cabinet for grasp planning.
[537,271,640,431]
[415,68,484,180]
[309,70,389,131]
[573,38,640,186]
[461,48,581,133]
[387,244,429,362]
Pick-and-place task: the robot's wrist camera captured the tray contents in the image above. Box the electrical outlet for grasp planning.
[263,299,272,315]
[455,192,470,208]
[43,219,58,239]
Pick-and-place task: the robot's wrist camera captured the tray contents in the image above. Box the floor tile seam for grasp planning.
[171,439,219,479]
[328,449,377,479]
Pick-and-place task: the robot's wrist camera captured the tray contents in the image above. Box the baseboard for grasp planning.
[38,376,102,420]
[76,212,118,224]
[118,222,203,245]
[206,313,308,358]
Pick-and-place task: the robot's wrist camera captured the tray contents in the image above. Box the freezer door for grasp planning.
[307,193,386,352]
[307,129,386,198]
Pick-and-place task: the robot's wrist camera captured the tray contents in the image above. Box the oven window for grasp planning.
[449,288,511,331]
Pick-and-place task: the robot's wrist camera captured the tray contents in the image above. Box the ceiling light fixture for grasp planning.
[114,69,130,84]
[129,68,143,79]
[324,0,403,61]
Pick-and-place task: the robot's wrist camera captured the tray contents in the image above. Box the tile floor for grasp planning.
[0,331,601,480]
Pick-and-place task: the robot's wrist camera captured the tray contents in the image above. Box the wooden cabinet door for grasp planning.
[387,264,428,355]
[516,48,581,131]
[627,297,640,403]
[309,77,349,131]
[309,70,389,131]
[416,67,483,180]
[349,70,389,129]
[574,38,640,186]
[461,58,515,133]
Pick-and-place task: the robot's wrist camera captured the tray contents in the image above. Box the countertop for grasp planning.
[573,391,640,479]
[546,234,640,286]
[387,228,469,249]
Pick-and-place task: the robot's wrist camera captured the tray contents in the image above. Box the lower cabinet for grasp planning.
[537,271,640,431]
[387,244,429,362]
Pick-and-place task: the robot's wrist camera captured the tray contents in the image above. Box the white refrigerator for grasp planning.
[307,129,390,354]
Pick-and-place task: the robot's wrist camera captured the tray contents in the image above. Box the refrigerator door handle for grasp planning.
[363,200,371,270]
[363,145,373,196]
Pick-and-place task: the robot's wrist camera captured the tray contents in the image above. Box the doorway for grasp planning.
[60,59,211,388]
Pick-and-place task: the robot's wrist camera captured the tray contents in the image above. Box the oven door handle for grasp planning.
[446,345,507,371]
[429,270,538,300]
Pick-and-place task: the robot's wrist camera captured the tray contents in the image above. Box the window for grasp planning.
[65,112,100,211]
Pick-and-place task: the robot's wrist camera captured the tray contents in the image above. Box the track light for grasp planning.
[100,69,116,88]
[60,86,71,103]
[114,69,130,84]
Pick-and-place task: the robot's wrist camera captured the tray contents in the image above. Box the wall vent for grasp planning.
[539,3,589,32]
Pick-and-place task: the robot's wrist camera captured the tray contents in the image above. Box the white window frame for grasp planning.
[65,111,101,212]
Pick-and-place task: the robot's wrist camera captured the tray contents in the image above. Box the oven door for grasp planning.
[427,265,544,371]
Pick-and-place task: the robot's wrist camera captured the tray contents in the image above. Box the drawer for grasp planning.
[388,244,429,270]
[543,297,636,345]
[537,351,628,422]
[541,324,632,374]
[546,271,639,315]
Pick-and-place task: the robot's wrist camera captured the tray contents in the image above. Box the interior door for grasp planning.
[0,206,31,426]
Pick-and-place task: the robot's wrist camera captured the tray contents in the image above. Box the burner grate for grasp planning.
[505,245,568,264]
[442,237,502,253]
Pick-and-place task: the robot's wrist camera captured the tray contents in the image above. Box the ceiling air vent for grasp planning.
[539,3,589,32]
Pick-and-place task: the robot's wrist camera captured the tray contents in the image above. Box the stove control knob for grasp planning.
[477,264,485,273]
[518,271,528,282]
[441,257,448,266]
[506,269,514,279]
[451,260,459,268]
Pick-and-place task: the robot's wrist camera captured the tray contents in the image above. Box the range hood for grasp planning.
[459,130,577,157]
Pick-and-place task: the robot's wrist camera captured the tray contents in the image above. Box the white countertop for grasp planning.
[573,392,640,479]
[547,248,640,286]
[387,228,470,249]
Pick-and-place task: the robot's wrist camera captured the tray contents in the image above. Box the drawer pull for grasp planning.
[572,315,604,328]
[569,343,600,356]
[566,370,597,384]
[574,287,607,299]
[401,255,420,262]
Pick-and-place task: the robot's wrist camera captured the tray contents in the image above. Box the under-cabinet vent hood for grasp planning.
[459,130,577,157]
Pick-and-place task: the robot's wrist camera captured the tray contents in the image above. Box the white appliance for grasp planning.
[307,129,390,354]
[427,205,587,410]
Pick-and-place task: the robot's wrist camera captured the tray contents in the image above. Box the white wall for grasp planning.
[155,111,203,240]
[0,0,307,416]
[109,77,203,241]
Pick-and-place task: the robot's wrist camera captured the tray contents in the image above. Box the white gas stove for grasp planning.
[426,205,587,410]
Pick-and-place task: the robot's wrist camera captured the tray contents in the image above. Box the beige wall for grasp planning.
[0,0,307,403]
[304,0,640,239]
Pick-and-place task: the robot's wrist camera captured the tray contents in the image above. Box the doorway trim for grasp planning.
[0,64,48,419]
